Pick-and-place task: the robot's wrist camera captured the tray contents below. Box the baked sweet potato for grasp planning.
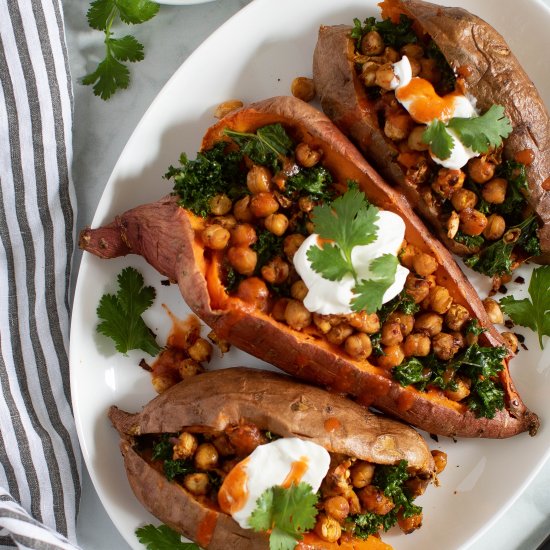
[80,95,539,438]
[110,367,438,549]
[313,0,550,278]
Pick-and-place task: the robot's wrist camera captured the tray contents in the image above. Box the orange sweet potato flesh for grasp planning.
[313,0,550,260]
[109,368,426,548]
[80,95,539,438]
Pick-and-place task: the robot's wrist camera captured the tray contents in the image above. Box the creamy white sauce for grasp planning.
[220,438,330,530]
[390,56,479,169]
[293,210,409,315]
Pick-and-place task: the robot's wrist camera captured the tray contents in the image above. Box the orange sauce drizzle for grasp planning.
[282,456,309,488]
[217,457,250,514]
[196,510,217,548]
[323,417,341,433]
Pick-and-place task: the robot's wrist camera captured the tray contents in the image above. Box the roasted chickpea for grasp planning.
[361,30,385,55]
[501,331,519,353]
[213,214,237,230]
[247,165,272,194]
[451,189,478,212]
[375,62,396,90]
[233,195,254,222]
[324,496,350,522]
[432,168,465,199]
[384,46,400,63]
[291,77,315,102]
[236,277,269,312]
[412,252,438,277]
[445,303,470,331]
[398,511,423,534]
[151,373,178,393]
[419,57,441,84]
[483,214,506,241]
[358,485,395,515]
[264,213,289,236]
[432,332,459,361]
[226,423,267,456]
[399,243,417,269]
[283,233,306,260]
[344,333,372,360]
[350,461,375,489]
[348,311,380,334]
[414,312,443,336]
[262,256,290,285]
[403,333,431,356]
[326,324,354,346]
[183,473,209,495]
[285,299,312,331]
[271,297,290,322]
[295,142,322,168]
[227,246,257,275]
[250,192,279,218]
[445,376,471,402]
[429,286,453,314]
[212,433,235,457]
[201,224,230,250]
[188,338,213,363]
[401,43,424,58]
[459,208,488,236]
[314,513,341,543]
[194,443,219,470]
[178,358,202,378]
[409,56,422,77]
[380,321,404,346]
[231,223,257,246]
[431,450,448,474]
[447,210,460,239]
[481,177,507,204]
[377,344,405,368]
[387,312,414,337]
[405,274,430,304]
[384,111,414,141]
[468,157,496,183]
[298,196,315,213]
[290,280,309,301]
[407,126,429,151]
[361,61,379,86]
[209,193,232,215]
[313,313,332,334]
[483,298,504,324]
[172,432,198,460]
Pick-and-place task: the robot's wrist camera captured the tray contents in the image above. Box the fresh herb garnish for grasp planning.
[351,15,417,49]
[307,189,398,313]
[82,0,159,100]
[96,267,161,356]
[500,265,550,349]
[350,460,420,538]
[248,482,319,550]
[423,105,512,160]
[135,524,200,550]
[224,124,293,172]
[166,142,244,217]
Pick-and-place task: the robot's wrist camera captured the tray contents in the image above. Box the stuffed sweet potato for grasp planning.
[313,0,550,280]
[80,95,539,438]
[110,367,441,549]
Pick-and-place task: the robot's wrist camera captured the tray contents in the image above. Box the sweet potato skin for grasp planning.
[313,0,550,259]
[110,367,429,549]
[81,96,539,438]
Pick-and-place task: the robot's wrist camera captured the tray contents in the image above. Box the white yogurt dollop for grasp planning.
[293,210,409,315]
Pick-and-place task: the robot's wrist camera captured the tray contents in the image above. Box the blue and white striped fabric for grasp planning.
[0,0,81,548]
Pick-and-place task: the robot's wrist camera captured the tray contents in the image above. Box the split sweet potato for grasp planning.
[313,0,550,269]
[80,95,538,438]
[110,367,434,549]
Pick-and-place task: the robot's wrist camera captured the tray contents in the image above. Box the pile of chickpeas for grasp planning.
[355,28,531,247]
[147,423,447,542]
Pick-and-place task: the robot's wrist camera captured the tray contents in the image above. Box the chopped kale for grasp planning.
[252,229,284,271]
[465,319,486,337]
[163,459,195,482]
[392,357,429,388]
[351,15,417,50]
[151,434,175,461]
[378,290,419,322]
[425,41,456,94]
[285,165,333,202]
[495,160,529,219]
[454,231,484,249]
[166,142,244,217]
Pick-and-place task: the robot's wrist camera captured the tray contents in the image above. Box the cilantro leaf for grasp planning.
[422,119,453,160]
[135,524,200,550]
[307,242,350,281]
[82,0,159,100]
[448,105,512,154]
[351,254,399,313]
[248,483,319,550]
[500,265,550,349]
[96,267,161,356]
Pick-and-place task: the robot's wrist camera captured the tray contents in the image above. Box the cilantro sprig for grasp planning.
[135,524,200,549]
[96,267,161,356]
[500,265,550,349]
[422,105,512,160]
[248,482,319,550]
[307,189,398,313]
[82,0,160,100]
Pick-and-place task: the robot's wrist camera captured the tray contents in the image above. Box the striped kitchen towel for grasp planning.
[0,0,81,548]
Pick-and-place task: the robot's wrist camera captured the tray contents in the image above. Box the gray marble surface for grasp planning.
[63,1,550,548]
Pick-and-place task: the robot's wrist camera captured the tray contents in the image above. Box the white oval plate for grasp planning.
[70,0,550,549]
